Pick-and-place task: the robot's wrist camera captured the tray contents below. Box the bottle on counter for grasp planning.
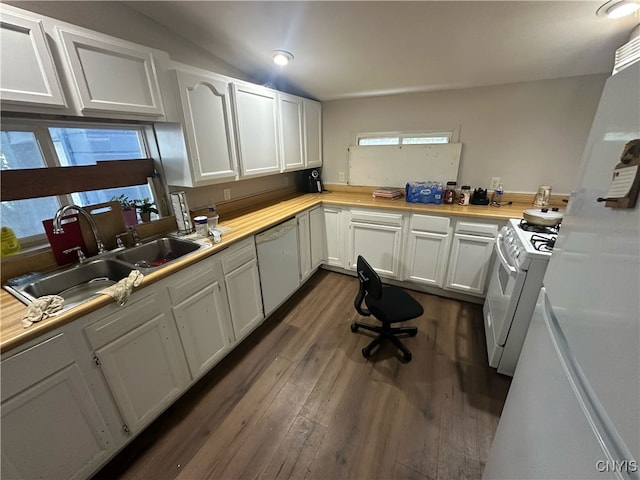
[207,201,219,231]
[492,184,504,205]
[458,185,471,206]
[0,226,21,257]
[444,181,457,204]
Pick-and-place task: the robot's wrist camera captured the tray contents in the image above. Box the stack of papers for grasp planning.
[372,187,404,199]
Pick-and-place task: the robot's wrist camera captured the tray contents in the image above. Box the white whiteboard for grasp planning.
[348,143,462,187]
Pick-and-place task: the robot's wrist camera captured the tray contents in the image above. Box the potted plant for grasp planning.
[111,194,138,226]
[135,197,158,223]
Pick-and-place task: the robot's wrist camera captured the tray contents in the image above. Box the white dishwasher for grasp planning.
[255,217,300,317]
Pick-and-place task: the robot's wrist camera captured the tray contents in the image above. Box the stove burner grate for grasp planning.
[530,234,556,252]
[518,219,560,235]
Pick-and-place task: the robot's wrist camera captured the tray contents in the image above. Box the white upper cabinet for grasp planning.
[167,68,239,186]
[56,28,165,117]
[0,9,67,109]
[0,4,166,119]
[279,93,305,172]
[232,82,281,178]
[303,99,323,168]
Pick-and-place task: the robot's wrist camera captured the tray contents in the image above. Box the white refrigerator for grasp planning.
[483,62,640,479]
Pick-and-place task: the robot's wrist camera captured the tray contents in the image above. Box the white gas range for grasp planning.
[482,218,558,376]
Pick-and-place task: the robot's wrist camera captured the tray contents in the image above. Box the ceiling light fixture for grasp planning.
[272,50,294,66]
[596,0,640,18]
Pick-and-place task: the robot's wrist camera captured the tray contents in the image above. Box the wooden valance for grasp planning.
[1,158,155,201]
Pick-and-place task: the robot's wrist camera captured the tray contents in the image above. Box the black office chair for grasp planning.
[351,255,422,362]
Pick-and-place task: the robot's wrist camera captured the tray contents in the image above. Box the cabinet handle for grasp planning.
[123,424,130,434]
[93,354,101,366]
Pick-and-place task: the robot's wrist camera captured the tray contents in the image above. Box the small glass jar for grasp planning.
[458,185,471,206]
[444,181,457,204]
[193,215,208,236]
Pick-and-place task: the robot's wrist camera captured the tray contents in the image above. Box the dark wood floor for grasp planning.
[92,269,511,480]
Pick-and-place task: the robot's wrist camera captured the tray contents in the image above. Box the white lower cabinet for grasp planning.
[1,333,113,480]
[297,206,326,282]
[405,214,452,287]
[346,209,404,278]
[168,255,235,380]
[220,238,264,342]
[323,207,345,267]
[84,291,190,435]
[309,206,325,269]
[297,210,312,281]
[444,220,499,296]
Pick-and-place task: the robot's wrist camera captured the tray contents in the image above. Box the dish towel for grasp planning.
[22,295,65,328]
[98,270,144,306]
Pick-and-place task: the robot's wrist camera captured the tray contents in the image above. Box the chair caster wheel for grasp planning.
[351,323,359,333]
[362,348,371,358]
[403,352,412,362]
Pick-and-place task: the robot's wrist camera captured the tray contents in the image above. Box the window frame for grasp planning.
[356,130,455,146]
[1,119,155,247]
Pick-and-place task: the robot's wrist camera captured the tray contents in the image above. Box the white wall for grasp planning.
[322,75,607,194]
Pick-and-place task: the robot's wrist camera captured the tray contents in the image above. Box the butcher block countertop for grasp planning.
[0,186,552,353]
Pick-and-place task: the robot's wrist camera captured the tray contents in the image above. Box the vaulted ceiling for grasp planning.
[126,1,638,101]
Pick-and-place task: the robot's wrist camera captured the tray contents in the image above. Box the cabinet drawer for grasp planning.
[350,209,403,227]
[167,259,218,305]
[220,238,256,274]
[1,334,74,401]
[410,214,450,233]
[455,221,499,237]
[84,293,161,349]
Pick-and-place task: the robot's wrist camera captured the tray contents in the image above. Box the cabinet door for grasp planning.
[1,334,112,480]
[323,207,344,267]
[175,69,238,184]
[56,28,164,116]
[224,259,264,341]
[279,93,305,171]
[445,233,495,295]
[347,222,403,278]
[87,294,189,435]
[297,211,312,280]
[173,280,234,379]
[406,231,451,287]
[309,206,325,269]
[232,82,280,177]
[303,99,322,167]
[0,9,67,108]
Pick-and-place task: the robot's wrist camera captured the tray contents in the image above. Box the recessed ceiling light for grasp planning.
[596,0,640,18]
[272,50,294,66]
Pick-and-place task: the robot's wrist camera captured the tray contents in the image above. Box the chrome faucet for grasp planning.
[53,205,107,254]
[127,225,141,246]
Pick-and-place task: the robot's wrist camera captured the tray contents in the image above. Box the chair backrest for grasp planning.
[354,255,382,316]
[357,255,382,299]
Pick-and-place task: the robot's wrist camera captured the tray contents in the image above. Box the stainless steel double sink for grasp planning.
[5,235,210,312]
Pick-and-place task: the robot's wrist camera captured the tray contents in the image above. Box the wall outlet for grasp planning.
[339,171,345,182]
[489,177,501,190]
[223,188,231,201]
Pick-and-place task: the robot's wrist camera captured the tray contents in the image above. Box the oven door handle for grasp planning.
[496,233,517,274]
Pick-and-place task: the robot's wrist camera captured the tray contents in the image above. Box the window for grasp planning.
[357,132,452,146]
[1,123,154,245]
